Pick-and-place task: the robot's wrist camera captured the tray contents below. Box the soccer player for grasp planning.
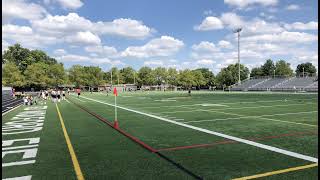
[62,90,66,100]
[76,88,81,98]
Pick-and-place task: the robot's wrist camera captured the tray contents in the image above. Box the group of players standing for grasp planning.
[39,89,70,103]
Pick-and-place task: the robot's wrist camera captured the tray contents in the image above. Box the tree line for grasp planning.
[2,44,317,90]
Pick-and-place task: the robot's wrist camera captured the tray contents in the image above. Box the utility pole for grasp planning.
[303,67,305,78]
[234,28,242,84]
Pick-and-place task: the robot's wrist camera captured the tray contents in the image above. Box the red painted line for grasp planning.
[68,98,157,153]
[156,131,318,152]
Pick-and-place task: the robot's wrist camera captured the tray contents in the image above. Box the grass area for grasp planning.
[2,91,318,179]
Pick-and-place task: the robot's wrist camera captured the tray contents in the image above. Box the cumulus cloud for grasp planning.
[194,16,224,31]
[65,31,101,45]
[31,13,154,39]
[94,18,154,39]
[143,60,164,66]
[286,4,300,10]
[2,0,47,22]
[218,40,233,49]
[2,40,10,53]
[224,0,278,8]
[56,0,83,9]
[2,24,59,48]
[53,49,67,55]
[84,45,118,57]
[121,36,184,58]
[55,54,123,65]
[197,59,216,65]
[242,31,318,43]
[284,21,318,31]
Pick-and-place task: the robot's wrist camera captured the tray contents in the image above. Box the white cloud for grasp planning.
[2,24,59,48]
[53,49,67,55]
[94,18,154,39]
[2,40,10,53]
[31,13,93,36]
[143,60,164,66]
[65,31,101,45]
[220,12,245,29]
[55,54,123,65]
[242,31,318,43]
[56,0,83,9]
[2,0,47,22]
[121,36,184,58]
[224,0,278,8]
[284,21,318,30]
[194,16,224,31]
[286,4,300,10]
[218,40,233,49]
[192,41,219,52]
[84,45,118,57]
[197,59,215,65]
[31,13,154,39]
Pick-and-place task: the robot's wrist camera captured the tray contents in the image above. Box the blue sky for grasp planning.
[2,0,318,73]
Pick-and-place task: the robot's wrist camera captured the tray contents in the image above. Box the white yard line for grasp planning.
[65,99,71,103]
[159,103,315,114]
[196,109,318,127]
[79,95,318,163]
[184,111,318,124]
[137,98,317,109]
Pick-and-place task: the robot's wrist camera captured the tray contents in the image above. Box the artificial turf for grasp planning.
[2,91,318,179]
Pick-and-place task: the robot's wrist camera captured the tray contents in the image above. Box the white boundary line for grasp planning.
[78,95,318,163]
[184,111,318,124]
[2,103,23,116]
[159,103,316,114]
[135,98,317,109]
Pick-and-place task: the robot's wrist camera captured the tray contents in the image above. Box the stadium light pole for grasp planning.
[273,69,275,78]
[110,66,113,86]
[233,28,242,84]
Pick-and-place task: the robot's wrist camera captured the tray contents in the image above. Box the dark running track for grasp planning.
[2,94,23,114]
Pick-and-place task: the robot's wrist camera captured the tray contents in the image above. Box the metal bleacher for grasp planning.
[2,87,23,114]
[231,76,318,92]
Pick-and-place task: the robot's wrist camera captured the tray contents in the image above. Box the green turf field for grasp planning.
[2,91,318,179]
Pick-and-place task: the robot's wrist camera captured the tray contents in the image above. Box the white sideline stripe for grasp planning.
[159,102,315,114]
[185,111,318,123]
[66,99,71,103]
[79,95,318,163]
[2,103,22,116]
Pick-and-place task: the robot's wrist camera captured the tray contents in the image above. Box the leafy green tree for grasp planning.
[153,67,168,85]
[275,60,293,77]
[2,62,25,87]
[261,59,275,76]
[2,44,31,72]
[68,65,87,87]
[192,70,206,89]
[120,67,136,84]
[167,68,178,86]
[138,67,155,85]
[216,63,249,87]
[47,63,66,87]
[250,67,264,78]
[295,62,317,76]
[2,44,58,73]
[24,62,49,88]
[177,69,195,89]
[194,68,215,87]
[84,66,104,87]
